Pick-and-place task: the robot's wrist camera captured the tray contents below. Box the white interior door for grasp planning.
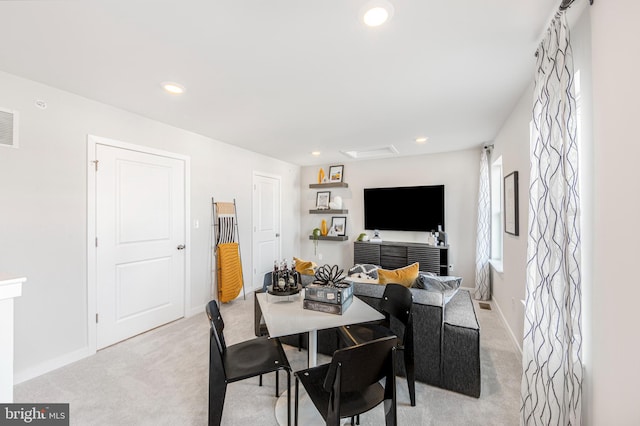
[252,173,281,291]
[96,143,185,349]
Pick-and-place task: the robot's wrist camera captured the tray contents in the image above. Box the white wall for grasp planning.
[571,9,595,424]
[299,149,480,288]
[489,84,531,352]
[589,1,640,423]
[0,70,301,382]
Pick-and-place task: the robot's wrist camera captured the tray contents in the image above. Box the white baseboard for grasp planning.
[186,304,206,318]
[15,302,241,385]
[14,346,93,385]
[464,286,523,357]
[491,297,523,357]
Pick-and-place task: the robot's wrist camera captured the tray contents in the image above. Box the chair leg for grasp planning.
[384,354,397,426]
[275,370,279,396]
[294,377,299,426]
[209,380,227,426]
[287,369,291,426]
[298,334,302,352]
[259,374,263,386]
[404,350,416,407]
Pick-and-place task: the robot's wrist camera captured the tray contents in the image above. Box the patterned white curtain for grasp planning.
[520,11,582,425]
[474,148,491,301]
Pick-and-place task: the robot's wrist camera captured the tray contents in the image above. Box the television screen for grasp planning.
[364,185,445,232]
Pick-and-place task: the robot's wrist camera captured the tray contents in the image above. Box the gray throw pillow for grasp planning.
[348,263,379,280]
[413,273,462,304]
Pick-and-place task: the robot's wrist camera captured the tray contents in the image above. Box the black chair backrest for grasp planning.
[206,300,227,354]
[323,335,397,393]
[262,272,273,291]
[379,283,413,326]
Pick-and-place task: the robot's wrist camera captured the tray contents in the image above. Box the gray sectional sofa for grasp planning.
[349,281,480,398]
[254,272,481,398]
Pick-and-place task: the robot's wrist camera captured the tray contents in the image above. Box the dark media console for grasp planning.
[353,240,449,276]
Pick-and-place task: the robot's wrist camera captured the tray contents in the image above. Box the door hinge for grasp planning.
[92,160,99,171]
[95,237,98,247]
[95,313,99,323]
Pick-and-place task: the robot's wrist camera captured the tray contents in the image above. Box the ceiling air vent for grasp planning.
[0,107,19,148]
[340,145,398,160]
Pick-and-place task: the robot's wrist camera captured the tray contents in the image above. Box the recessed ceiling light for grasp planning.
[415,137,428,144]
[362,1,394,27]
[311,151,321,156]
[161,82,185,95]
[364,7,388,26]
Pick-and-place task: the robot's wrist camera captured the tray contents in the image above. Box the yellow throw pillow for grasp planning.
[378,262,419,288]
[294,257,317,275]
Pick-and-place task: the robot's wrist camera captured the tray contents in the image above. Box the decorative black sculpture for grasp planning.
[313,264,347,287]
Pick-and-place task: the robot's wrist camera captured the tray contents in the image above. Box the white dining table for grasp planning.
[257,289,384,367]
[256,289,385,425]
[256,290,384,367]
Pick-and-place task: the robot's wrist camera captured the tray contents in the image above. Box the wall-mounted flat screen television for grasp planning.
[364,185,445,232]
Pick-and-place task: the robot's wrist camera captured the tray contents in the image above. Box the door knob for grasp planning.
[275,233,280,238]
[177,244,186,250]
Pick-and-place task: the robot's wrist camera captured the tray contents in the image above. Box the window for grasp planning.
[490,156,503,261]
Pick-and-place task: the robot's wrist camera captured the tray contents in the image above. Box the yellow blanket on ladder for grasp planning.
[217,242,243,303]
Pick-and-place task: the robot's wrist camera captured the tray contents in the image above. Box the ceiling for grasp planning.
[0,0,564,166]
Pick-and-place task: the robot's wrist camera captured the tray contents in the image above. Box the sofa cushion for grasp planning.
[413,273,462,304]
[348,263,380,280]
[347,276,380,284]
[378,262,419,288]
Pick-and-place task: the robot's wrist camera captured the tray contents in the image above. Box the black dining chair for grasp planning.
[337,283,416,406]
[294,335,398,426]
[206,300,292,426]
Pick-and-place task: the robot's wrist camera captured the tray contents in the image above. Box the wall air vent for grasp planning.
[340,145,398,160]
[478,302,492,310]
[0,107,19,148]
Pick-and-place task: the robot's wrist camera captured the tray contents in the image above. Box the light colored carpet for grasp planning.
[14,296,522,425]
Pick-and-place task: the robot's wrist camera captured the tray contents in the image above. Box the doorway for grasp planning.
[252,173,281,291]
[88,135,190,350]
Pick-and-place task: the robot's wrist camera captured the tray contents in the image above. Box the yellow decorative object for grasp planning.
[378,262,420,288]
[318,168,325,184]
[294,257,317,275]
[320,219,328,236]
[217,242,244,302]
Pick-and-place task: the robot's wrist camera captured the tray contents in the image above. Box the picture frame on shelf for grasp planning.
[331,216,347,236]
[316,191,331,209]
[504,171,519,236]
[328,165,344,183]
